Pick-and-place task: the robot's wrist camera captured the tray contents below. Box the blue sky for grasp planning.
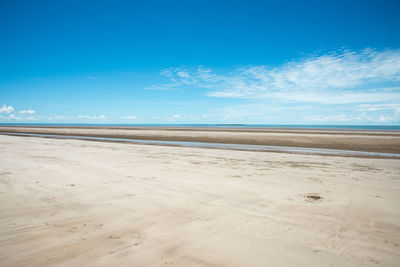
[1,0,400,124]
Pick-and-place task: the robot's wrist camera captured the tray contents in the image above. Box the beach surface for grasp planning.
[1,126,400,154]
[0,132,400,266]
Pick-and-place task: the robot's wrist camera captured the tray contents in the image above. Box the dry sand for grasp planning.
[0,134,400,266]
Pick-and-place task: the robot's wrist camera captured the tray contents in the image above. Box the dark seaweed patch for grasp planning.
[305,193,322,202]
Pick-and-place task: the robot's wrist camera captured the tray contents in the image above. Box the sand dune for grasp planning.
[0,134,400,266]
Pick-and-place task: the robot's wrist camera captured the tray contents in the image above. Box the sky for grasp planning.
[1,0,400,124]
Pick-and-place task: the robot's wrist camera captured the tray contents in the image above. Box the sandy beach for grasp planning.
[0,131,400,266]
[3,0,400,265]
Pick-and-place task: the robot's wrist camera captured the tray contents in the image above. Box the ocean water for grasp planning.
[0,123,400,131]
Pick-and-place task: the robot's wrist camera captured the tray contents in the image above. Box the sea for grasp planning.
[0,123,400,131]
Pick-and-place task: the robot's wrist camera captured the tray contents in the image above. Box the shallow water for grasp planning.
[1,132,400,158]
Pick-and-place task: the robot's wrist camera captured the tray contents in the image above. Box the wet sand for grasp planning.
[0,126,400,154]
[0,134,400,266]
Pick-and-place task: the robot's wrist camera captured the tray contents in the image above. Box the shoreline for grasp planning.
[1,126,400,154]
[2,131,400,159]
[1,124,400,135]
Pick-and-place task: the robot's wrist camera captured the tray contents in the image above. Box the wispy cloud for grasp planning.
[19,109,35,114]
[8,114,21,120]
[122,115,137,120]
[146,66,221,90]
[77,115,106,120]
[307,112,400,123]
[150,48,400,104]
[307,113,371,123]
[358,103,400,112]
[47,115,67,121]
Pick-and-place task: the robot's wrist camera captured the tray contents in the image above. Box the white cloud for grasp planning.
[85,75,98,80]
[0,105,14,114]
[123,115,137,120]
[378,115,391,123]
[150,48,400,104]
[77,115,106,120]
[172,114,181,119]
[176,71,190,78]
[356,104,400,122]
[48,115,67,121]
[307,111,400,124]
[9,114,21,120]
[77,115,90,119]
[19,109,36,114]
[262,88,400,104]
[358,104,400,112]
[307,114,367,122]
